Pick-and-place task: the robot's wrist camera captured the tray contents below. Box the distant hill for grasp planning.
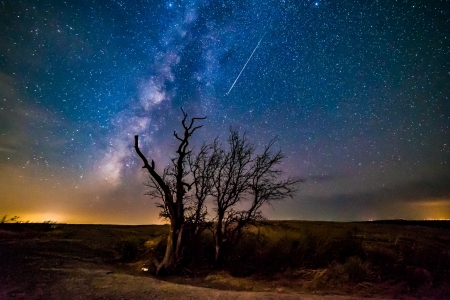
[360,219,450,229]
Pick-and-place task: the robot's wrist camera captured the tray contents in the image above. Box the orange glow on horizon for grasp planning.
[3,211,166,225]
[408,198,450,221]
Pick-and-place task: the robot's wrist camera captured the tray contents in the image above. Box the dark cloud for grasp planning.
[314,174,450,206]
[272,174,450,221]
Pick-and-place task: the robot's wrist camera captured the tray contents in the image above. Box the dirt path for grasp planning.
[2,266,390,300]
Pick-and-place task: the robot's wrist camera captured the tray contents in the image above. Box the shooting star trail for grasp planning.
[225,32,267,96]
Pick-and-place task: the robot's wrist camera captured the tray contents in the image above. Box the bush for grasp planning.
[115,237,146,262]
[343,256,367,282]
[226,227,332,276]
[185,231,215,270]
[323,230,365,263]
[400,243,450,286]
[405,267,432,291]
[228,234,261,276]
[297,229,330,268]
[365,244,398,279]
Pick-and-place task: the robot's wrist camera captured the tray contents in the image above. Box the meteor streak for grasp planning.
[225,32,266,96]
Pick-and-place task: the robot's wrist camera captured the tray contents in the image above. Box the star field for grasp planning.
[0,0,449,224]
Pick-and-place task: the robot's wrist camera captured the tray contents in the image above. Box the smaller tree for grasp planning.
[189,129,300,266]
[186,140,219,239]
[226,138,300,246]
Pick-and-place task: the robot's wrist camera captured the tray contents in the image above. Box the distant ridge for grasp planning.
[360,219,450,229]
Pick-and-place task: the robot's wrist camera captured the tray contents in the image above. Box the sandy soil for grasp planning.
[0,235,390,300]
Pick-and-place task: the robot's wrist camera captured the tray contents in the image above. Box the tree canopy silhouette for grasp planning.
[188,129,300,266]
[135,109,299,273]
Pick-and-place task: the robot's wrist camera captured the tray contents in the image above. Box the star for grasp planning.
[0,0,448,223]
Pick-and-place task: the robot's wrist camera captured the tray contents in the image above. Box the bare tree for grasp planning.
[135,111,298,272]
[225,138,300,247]
[134,108,205,274]
[185,140,219,239]
[189,129,300,266]
[210,130,255,265]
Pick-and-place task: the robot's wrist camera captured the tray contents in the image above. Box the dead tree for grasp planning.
[226,138,300,246]
[211,130,255,265]
[185,140,220,239]
[189,129,299,267]
[134,108,205,274]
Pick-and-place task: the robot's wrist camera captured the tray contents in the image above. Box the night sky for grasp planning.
[1,0,449,224]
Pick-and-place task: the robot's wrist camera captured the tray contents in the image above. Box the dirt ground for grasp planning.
[0,238,387,300]
[0,225,394,300]
[2,222,448,300]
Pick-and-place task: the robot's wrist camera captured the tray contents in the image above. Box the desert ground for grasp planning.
[1,221,449,299]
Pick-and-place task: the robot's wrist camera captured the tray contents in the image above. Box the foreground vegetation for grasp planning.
[1,220,449,299]
[133,220,450,298]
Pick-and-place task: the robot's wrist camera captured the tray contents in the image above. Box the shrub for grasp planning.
[365,244,398,279]
[227,234,260,276]
[401,244,450,286]
[297,229,330,268]
[324,230,365,263]
[184,231,215,270]
[115,237,147,262]
[405,267,432,291]
[343,256,367,282]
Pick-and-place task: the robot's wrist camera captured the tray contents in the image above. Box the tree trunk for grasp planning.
[156,218,185,275]
[174,223,185,262]
[156,223,176,275]
[214,212,225,267]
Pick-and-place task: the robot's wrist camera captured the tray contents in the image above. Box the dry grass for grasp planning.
[159,220,450,298]
[1,221,449,299]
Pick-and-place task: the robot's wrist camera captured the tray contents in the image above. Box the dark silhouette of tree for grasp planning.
[135,110,299,273]
[134,108,205,274]
[185,140,219,239]
[188,129,300,267]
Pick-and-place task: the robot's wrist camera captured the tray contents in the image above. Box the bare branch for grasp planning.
[174,131,183,141]
[134,135,152,170]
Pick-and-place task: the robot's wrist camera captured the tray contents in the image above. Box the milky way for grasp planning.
[0,0,449,224]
